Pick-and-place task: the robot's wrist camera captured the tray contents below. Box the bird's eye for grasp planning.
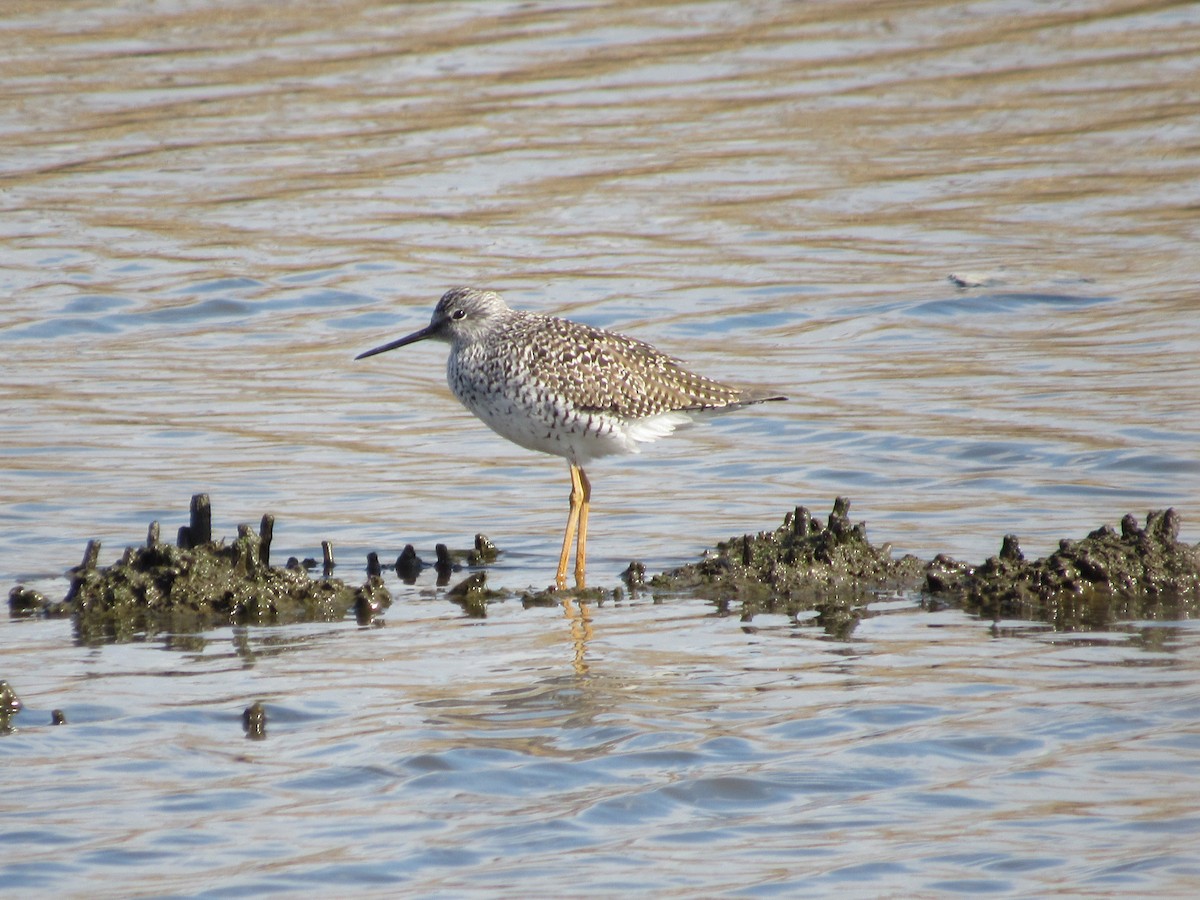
[451,308,467,320]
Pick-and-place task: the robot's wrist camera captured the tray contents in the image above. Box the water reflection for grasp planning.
[562,596,594,674]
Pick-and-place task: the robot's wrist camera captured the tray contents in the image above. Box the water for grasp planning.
[5,602,1200,896]
[3,1,1200,896]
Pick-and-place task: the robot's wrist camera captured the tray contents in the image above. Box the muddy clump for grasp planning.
[10,490,1199,638]
[649,499,1200,631]
[651,497,926,616]
[9,494,391,643]
[925,508,1200,627]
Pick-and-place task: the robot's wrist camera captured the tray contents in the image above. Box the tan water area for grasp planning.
[3,1,1200,896]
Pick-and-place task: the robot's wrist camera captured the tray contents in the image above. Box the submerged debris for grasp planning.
[386,535,500,588]
[395,545,423,582]
[521,583,619,608]
[0,681,21,734]
[447,571,506,618]
[7,586,46,616]
[470,534,499,565]
[243,701,267,740]
[621,561,647,590]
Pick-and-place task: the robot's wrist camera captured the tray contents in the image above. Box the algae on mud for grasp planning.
[647,497,926,637]
[652,497,925,602]
[8,495,392,644]
[7,493,1199,642]
[650,498,1200,633]
[925,508,1200,628]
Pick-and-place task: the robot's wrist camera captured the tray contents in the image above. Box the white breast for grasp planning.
[447,349,695,465]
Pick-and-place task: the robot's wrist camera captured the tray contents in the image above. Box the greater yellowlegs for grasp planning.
[356,287,785,588]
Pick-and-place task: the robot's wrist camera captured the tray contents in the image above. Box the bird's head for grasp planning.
[355,287,510,359]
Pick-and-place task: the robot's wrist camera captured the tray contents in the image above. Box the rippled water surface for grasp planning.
[3,1,1199,896]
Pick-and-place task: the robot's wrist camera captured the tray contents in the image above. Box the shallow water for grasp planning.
[3,1,1200,896]
[5,600,1200,896]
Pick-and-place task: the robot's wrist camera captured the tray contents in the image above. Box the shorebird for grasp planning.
[356,287,785,588]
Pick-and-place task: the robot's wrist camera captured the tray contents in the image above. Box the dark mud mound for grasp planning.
[925,508,1200,627]
[9,492,1199,639]
[9,495,390,643]
[649,499,1200,631]
[651,497,925,614]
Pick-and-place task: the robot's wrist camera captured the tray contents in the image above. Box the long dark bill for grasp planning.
[355,323,438,360]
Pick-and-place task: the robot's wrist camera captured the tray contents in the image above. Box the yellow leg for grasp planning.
[574,467,591,588]
[556,463,586,589]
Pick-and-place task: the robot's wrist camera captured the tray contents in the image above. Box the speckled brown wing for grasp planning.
[515,313,749,417]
